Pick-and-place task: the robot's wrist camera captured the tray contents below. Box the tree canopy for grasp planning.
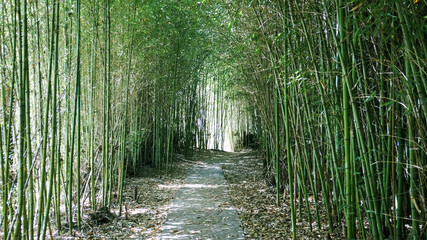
[0,0,426,239]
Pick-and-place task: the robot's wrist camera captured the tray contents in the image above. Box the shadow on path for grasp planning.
[160,153,245,239]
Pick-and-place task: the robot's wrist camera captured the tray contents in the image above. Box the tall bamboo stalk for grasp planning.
[40,1,59,238]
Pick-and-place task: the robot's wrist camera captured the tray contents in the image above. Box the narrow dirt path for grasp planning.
[73,150,342,239]
[160,161,245,239]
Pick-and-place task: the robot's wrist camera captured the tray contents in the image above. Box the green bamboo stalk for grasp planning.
[62,0,73,228]
[67,0,83,230]
[102,0,111,208]
[395,2,427,123]
[395,3,422,238]
[40,1,59,238]
[407,114,419,240]
[34,0,44,140]
[283,40,296,240]
[75,0,82,229]
[324,4,383,238]
[14,0,27,237]
[0,2,5,233]
[396,109,405,240]
[295,6,335,229]
[36,0,57,235]
[274,84,280,206]
[24,10,34,239]
[89,0,99,212]
[1,0,17,236]
[337,1,356,238]
[119,0,137,216]
[55,81,61,234]
[356,36,391,235]
[300,93,326,230]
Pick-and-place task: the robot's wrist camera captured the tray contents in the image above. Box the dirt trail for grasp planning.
[62,150,339,239]
[160,161,245,239]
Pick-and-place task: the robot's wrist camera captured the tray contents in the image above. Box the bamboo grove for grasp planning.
[224,1,426,239]
[0,0,238,239]
[0,0,426,240]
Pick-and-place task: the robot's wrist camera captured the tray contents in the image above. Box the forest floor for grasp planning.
[59,149,343,239]
[58,153,193,239]
[160,157,245,239]
[221,150,344,239]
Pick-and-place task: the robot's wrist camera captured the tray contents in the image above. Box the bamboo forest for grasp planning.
[0,0,426,239]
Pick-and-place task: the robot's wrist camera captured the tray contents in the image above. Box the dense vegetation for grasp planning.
[0,0,426,239]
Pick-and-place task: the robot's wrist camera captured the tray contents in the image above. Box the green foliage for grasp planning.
[0,0,425,239]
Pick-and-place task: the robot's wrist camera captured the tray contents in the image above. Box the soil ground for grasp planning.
[160,162,244,239]
[58,149,342,239]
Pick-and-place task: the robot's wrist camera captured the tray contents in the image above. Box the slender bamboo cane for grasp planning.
[119,0,137,216]
[40,1,59,238]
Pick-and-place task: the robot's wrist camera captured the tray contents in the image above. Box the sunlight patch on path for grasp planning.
[160,164,245,239]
